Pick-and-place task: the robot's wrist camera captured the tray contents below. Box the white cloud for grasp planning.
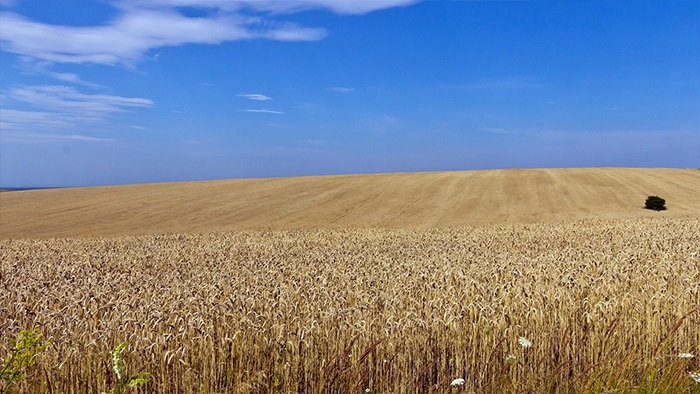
[118,0,419,15]
[331,87,354,93]
[242,109,284,114]
[16,57,106,89]
[1,85,153,139]
[0,10,267,65]
[128,125,149,131]
[0,0,417,66]
[48,72,106,89]
[7,85,153,114]
[237,93,272,101]
[0,108,96,130]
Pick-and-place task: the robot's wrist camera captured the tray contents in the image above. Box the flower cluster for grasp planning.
[518,337,532,348]
[690,372,700,383]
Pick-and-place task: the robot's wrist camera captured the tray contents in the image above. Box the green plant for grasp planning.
[0,329,47,394]
[645,195,666,211]
[106,342,150,394]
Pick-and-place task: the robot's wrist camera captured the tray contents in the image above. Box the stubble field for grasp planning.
[1,168,699,393]
[1,168,698,239]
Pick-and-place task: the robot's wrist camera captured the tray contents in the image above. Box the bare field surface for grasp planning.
[1,167,698,239]
[1,217,699,393]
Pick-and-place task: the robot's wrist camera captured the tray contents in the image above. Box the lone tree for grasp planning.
[645,195,666,211]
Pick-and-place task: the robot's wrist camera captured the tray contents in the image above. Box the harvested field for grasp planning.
[1,167,698,239]
[1,217,699,393]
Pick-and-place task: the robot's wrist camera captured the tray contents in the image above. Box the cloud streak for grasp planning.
[242,109,284,114]
[1,85,154,140]
[7,85,153,113]
[48,72,106,89]
[331,87,354,93]
[0,10,324,65]
[0,0,418,65]
[119,0,419,16]
[237,93,272,101]
[15,57,107,89]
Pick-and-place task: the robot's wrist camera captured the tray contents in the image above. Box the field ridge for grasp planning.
[1,167,698,239]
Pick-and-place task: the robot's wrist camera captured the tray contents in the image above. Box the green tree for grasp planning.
[645,196,666,211]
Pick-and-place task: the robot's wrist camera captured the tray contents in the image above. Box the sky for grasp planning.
[1,0,698,187]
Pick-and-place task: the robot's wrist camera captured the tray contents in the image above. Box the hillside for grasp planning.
[1,167,698,239]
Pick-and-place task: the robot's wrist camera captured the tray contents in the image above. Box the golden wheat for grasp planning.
[2,168,699,239]
[1,217,699,393]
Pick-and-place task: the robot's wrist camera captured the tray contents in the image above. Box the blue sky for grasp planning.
[1,0,698,187]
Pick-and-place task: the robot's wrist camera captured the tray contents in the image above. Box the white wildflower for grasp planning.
[505,354,517,362]
[690,371,700,383]
[678,353,695,359]
[451,378,465,386]
[365,389,370,392]
[518,337,532,348]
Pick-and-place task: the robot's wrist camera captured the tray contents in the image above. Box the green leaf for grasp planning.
[126,371,151,387]
[111,342,128,381]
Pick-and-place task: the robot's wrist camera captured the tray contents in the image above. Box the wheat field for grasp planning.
[2,219,699,392]
[1,168,698,239]
[1,168,699,393]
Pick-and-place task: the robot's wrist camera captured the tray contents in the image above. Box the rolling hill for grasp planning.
[1,167,698,239]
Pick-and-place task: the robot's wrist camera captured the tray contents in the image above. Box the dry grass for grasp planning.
[1,217,699,393]
[1,167,699,239]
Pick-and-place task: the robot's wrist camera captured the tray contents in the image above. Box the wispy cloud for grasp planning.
[272,0,419,14]
[242,109,284,114]
[120,1,419,16]
[0,1,418,66]
[331,87,354,93]
[7,85,153,114]
[0,10,324,65]
[0,108,98,130]
[16,58,106,89]
[237,93,272,101]
[1,85,153,140]
[48,72,106,89]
